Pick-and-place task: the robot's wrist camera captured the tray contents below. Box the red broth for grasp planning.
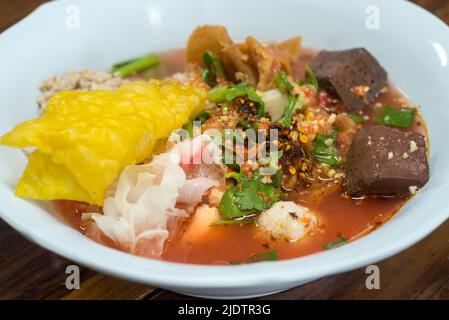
[52,47,425,265]
[162,192,405,264]
[52,189,405,265]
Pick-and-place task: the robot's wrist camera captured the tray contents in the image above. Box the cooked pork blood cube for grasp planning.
[344,125,429,196]
[310,48,388,112]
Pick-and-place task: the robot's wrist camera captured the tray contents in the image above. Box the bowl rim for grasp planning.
[1,0,449,290]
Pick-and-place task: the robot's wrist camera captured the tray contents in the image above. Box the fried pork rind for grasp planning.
[0,80,206,205]
[186,25,236,73]
[186,25,301,90]
[239,36,280,90]
[272,36,302,74]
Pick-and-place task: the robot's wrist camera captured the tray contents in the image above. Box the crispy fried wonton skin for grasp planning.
[0,80,206,204]
[186,25,301,90]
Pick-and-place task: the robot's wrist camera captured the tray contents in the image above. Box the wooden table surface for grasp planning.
[1,0,449,300]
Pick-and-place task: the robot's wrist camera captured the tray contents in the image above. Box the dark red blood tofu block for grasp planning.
[310,48,388,112]
[344,125,429,196]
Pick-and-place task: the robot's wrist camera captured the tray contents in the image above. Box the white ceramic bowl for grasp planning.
[1,0,448,299]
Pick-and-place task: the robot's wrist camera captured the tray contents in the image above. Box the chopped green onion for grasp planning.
[376,105,415,128]
[112,58,138,71]
[324,236,347,250]
[112,53,160,78]
[350,113,365,124]
[249,250,279,262]
[277,94,305,127]
[226,171,243,183]
[207,83,265,116]
[304,65,319,91]
[229,250,279,264]
[271,169,282,188]
[185,121,194,138]
[201,50,227,86]
[313,133,343,167]
[274,71,294,93]
[185,111,211,137]
[238,119,258,131]
[195,111,211,123]
[210,217,255,227]
[207,86,228,102]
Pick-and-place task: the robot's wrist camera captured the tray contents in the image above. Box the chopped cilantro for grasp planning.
[219,187,256,219]
[235,181,267,211]
[219,171,283,219]
[236,174,282,211]
[271,169,282,188]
